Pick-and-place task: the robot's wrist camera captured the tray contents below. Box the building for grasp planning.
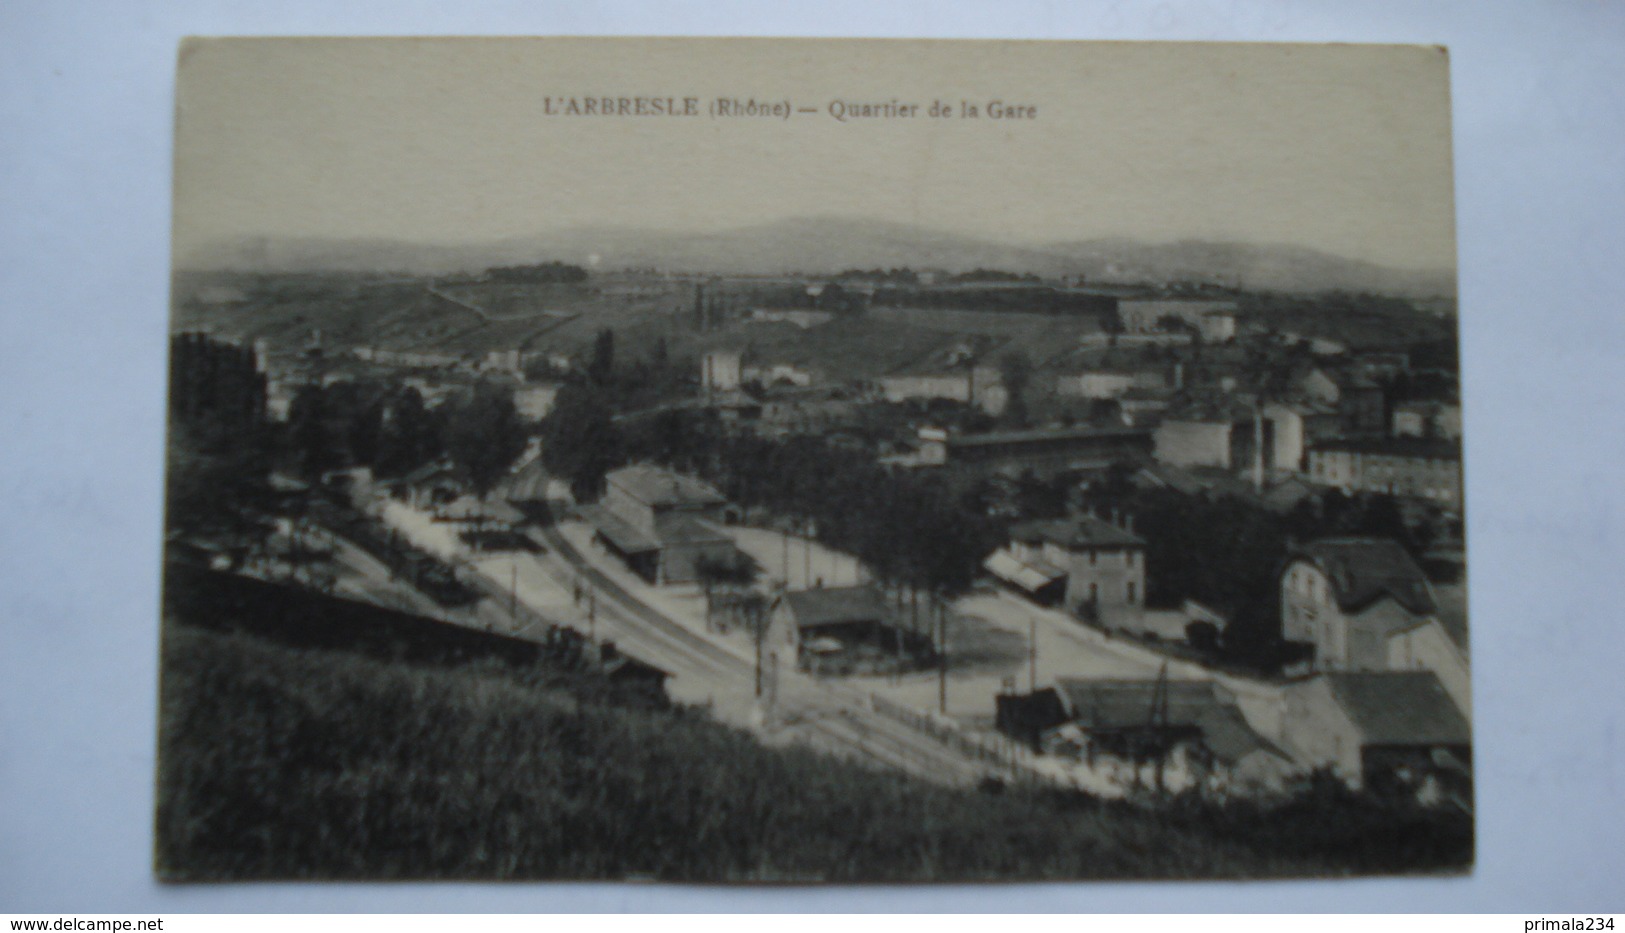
[755,385,859,437]
[1393,400,1463,440]
[701,349,743,393]
[743,361,818,388]
[1387,616,1471,717]
[1306,437,1463,509]
[1053,366,1171,401]
[878,366,1008,415]
[583,464,741,585]
[1337,374,1387,436]
[766,584,918,671]
[1116,299,1239,337]
[987,514,1145,620]
[1199,309,1239,343]
[1282,671,1470,795]
[1262,401,1343,474]
[512,384,559,420]
[920,424,1154,479]
[1153,417,1246,470]
[1280,538,1437,673]
[997,677,1294,796]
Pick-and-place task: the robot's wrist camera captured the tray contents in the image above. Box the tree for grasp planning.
[539,382,622,502]
[286,385,340,480]
[588,328,615,386]
[998,350,1033,427]
[445,381,527,500]
[372,387,441,478]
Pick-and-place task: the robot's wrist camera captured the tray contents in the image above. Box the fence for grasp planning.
[867,691,1059,788]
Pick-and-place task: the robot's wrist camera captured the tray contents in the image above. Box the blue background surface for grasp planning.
[1,0,1621,913]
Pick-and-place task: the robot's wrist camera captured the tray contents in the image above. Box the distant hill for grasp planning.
[182,217,1455,298]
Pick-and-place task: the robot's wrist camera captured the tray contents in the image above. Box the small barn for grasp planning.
[768,585,921,672]
[1282,670,1471,796]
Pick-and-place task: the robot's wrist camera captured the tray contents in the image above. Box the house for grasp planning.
[1199,309,1238,343]
[743,361,819,388]
[1393,400,1464,440]
[1336,374,1387,436]
[767,584,916,671]
[582,464,742,585]
[1116,299,1239,336]
[1153,394,1267,471]
[878,366,1007,415]
[512,383,559,420]
[701,349,743,392]
[754,385,858,437]
[1387,616,1471,717]
[1282,671,1470,795]
[997,677,1294,796]
[596,640,673,698]
[988,514,1145,621]
[1280,538,1437,673]
[392,460,468,511]
[1053,368,1168,400]
[1154,417,1242,470]
[1306,437,1463,510]
[1262,400,1343,474]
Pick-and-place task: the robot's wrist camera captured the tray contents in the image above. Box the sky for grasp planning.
[172,37,1458,271]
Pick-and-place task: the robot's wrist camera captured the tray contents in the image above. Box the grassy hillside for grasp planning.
[155,621,1469,882]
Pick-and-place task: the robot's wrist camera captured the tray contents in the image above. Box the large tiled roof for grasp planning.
[607,464,728,509]
[1293,537,1436,616]
[1011,514,1144,549]
[579,504,661,554]
[1053,678,1284,765]
[782,585,890,628]
[1322,671,1470,746]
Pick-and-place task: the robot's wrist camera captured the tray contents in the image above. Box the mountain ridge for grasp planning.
[179,216,1456,298]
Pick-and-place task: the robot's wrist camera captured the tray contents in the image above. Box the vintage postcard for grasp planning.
[159,37,1468,882]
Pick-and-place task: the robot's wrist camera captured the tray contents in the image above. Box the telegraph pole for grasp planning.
[588,590,598,650]
[1029,614,1038,692]
[937,598,948,714]
[509,561,518,618]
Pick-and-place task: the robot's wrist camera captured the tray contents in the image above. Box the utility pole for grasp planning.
[937,598,948,714]
[1029,614,1038,692]
[588,590,598,650]
[802,523,811,588]
[509,561,518,618]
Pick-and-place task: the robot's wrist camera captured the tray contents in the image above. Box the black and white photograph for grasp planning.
[155,37,1471,882]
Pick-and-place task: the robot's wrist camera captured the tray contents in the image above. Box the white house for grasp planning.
[1280,538,1437,673]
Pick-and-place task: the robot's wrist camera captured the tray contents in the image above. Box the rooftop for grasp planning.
[781,585,891,628]
[607,464,729,509]
[1321,671,1470,746]
[1052,678,1285,765]
[1291,537,1436,616]
[1011,514,1144,550]
[948,425,1151,450]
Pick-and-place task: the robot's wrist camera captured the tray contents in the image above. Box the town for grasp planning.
[167,257,1467,804]
[160,251,1469,880]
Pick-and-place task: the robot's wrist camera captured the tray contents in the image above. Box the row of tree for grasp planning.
[285,378,527,498]
[539,388,1005,599]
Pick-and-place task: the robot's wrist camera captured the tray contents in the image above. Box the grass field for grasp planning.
[155,617,1471,882]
